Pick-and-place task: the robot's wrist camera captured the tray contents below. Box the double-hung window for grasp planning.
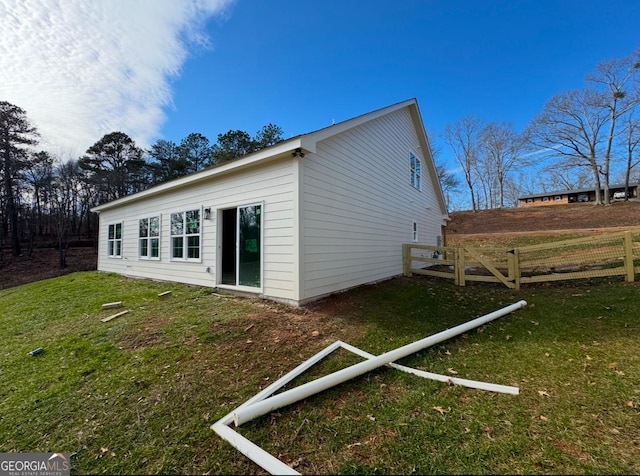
[139,216,160,259]
[107,223,123,258]
[410,152,421,190]
[171,209,201,261]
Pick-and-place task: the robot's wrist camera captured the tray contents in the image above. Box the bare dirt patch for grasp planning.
[211,295,368,354]
[0,247,98,290]
[447,201,640,236]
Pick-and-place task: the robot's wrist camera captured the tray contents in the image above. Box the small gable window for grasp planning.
[410,152,421,190]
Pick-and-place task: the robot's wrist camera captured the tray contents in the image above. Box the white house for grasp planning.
[91,99,449,306]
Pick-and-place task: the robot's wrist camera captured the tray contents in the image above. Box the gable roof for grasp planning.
[91,98,448,217]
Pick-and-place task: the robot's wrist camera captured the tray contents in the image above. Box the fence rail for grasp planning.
[403,229,640,289]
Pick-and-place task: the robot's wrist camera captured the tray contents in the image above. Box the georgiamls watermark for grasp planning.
[0,453,70,476]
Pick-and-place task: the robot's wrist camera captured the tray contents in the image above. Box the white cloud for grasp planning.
[0,0,232,156]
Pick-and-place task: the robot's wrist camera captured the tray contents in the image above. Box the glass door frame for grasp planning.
[216,201,264,292]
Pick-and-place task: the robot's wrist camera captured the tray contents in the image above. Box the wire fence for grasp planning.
[402,229,640,289]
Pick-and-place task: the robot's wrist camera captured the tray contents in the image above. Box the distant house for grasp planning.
[518,183,638,207]
[91,99,449,306]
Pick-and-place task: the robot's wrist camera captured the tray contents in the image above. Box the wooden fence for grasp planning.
[402,229,640,289]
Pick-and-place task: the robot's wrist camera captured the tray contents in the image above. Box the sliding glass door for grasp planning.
[220,203,262,288]
[238,204,261,287]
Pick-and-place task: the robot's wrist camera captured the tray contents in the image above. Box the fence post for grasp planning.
[507,252,514,281]
[623,232,635,283]
[402,243,412,277]
[453,248,459,286]
[457,247,466,287]
[512,248,521,290]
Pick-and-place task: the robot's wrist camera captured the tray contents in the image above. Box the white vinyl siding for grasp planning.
[94,100,447,306]
[96,158,296,301]
[301,108,442,301]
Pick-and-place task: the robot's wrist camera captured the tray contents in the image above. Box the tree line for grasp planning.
[441,47,640,210]
[3,47,638,266]
[0,100,283,266]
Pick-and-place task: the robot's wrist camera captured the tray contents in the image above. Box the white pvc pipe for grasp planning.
[212,423,300,475]
[221,340,344,421]
[211,341,344,475]
[234,300,527,426]
[387,364,519,394]
[338,341,519,395]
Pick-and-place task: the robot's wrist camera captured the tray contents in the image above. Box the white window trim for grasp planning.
[170,207,202,262]
[107,222,123,259]
[410,152,422,190]
[138,215,161,260]
[412,221,418,242]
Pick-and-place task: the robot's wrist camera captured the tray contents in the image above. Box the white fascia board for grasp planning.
[90,138,306,213]
[297,136,317,154]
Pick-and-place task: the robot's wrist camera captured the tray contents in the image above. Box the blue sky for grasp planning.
[2,0,639,194]
[163,0,640,158]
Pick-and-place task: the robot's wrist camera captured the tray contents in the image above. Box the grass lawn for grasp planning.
[1,271,639,474]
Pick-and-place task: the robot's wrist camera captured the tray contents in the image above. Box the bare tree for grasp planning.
[586,48,640,204]
[24,151,54,239]
[444,115,484,211]
[474,150,496,209]
[51,159,79,268]
[435,161,460,210]
[619,112,640,200]
[541,164,591,192]
[428,132,459,210]
[502,176,526,208]
[525,89,609,204]
[480,122,524,208]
